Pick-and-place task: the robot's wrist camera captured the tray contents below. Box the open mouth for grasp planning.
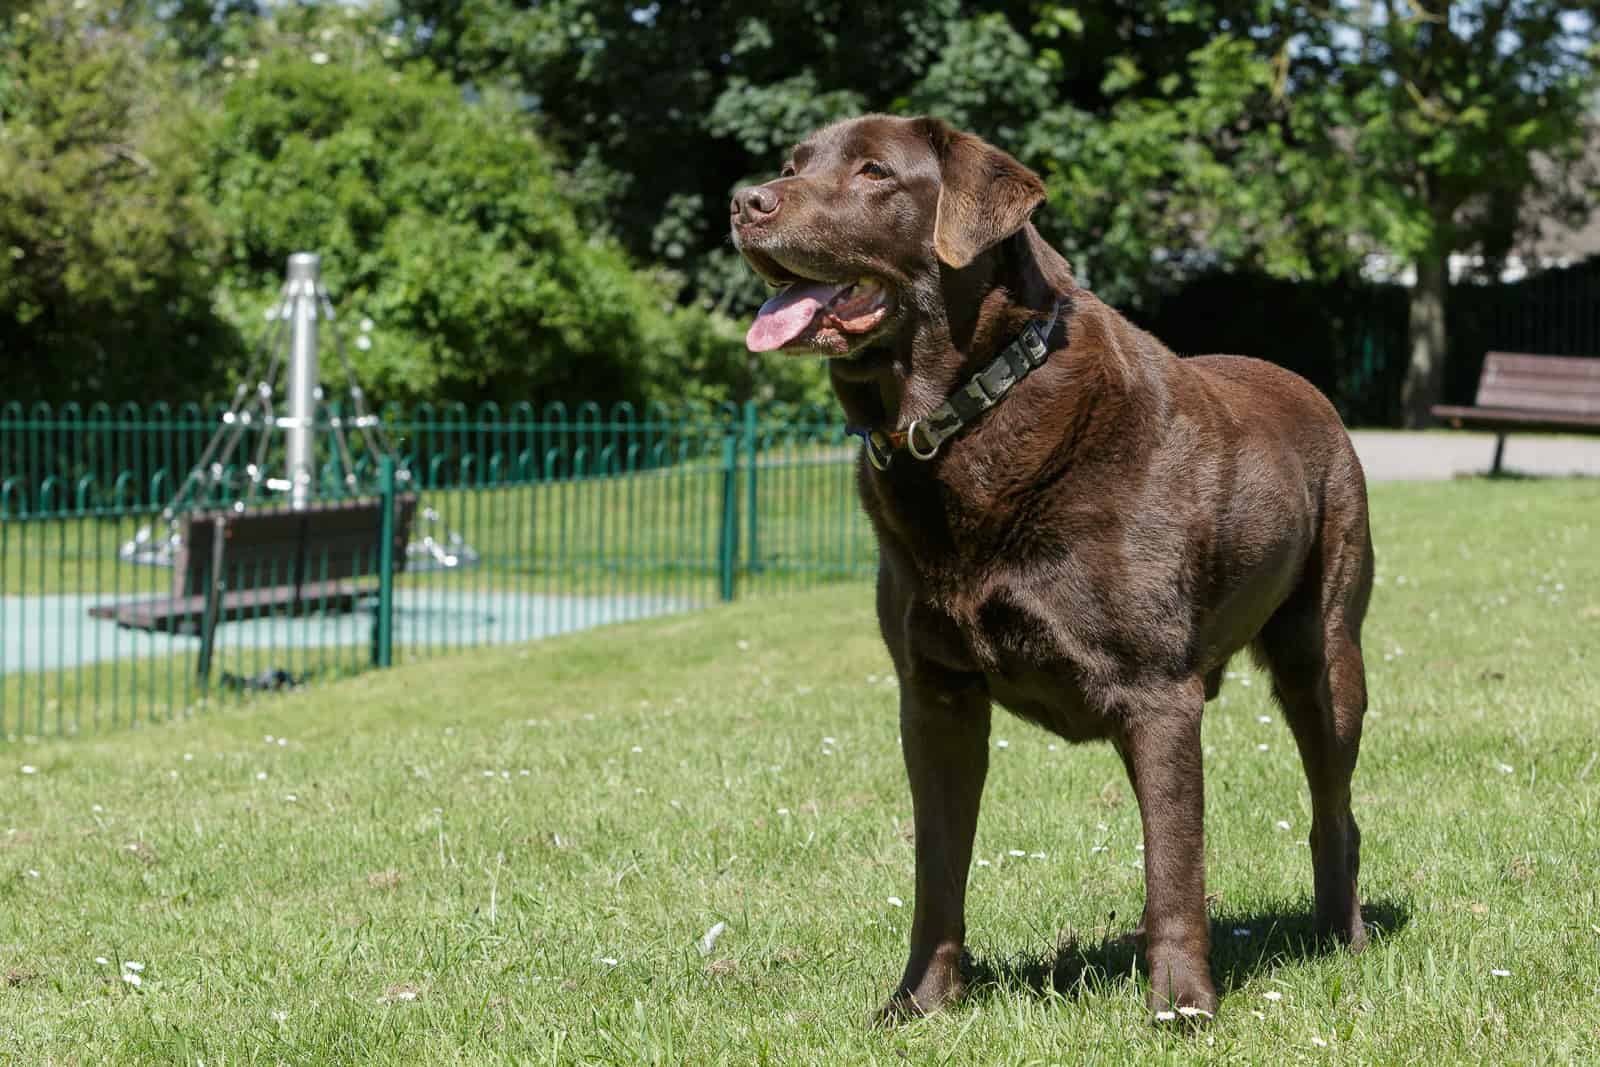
[745,277,891,355]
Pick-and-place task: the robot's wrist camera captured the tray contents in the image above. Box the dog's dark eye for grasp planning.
[780,163,796,178]
[859,161,892,180]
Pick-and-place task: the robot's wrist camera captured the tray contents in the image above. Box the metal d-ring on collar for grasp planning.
[845,299,1062,472]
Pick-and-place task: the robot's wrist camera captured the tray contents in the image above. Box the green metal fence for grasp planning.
[0,402,876,738]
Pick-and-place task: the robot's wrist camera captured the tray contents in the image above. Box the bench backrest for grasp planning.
[1476,352,1600,417]
[174,496,417,600]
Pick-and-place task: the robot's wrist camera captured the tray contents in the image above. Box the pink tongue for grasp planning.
[746,281,848,352]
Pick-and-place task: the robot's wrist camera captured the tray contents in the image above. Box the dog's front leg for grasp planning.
[877,660,990,1024]
[1119,680,1219,1023]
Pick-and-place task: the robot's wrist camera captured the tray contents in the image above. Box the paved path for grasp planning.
[1350,431,1600,481]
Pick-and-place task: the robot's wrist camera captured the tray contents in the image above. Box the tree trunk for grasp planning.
[1401,252,1448,428]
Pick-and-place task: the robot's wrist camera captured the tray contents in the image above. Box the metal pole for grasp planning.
[285,252,321,510]
[373,454,396,668]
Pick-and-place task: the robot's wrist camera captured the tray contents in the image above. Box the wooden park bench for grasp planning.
[1431,352,1600,474]
[91,496,416,680]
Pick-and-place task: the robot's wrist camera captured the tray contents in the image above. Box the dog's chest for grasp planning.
[907,578,1115,742]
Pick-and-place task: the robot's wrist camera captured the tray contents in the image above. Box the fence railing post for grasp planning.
[743,401,761,577]
[717,421,739,602]
[373,454,397,667]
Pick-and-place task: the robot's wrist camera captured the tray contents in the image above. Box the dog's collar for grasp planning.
[846,299,1061,471]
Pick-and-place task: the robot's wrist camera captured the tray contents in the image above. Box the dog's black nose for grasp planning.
[731,185,779,224]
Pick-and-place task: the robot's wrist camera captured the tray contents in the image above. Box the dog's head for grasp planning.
[730,115,1047,358]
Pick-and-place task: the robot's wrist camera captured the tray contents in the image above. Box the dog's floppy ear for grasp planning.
[923,118,1047,269]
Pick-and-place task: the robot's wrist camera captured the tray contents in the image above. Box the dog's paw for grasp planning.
[872,981,962,1028]
[1147,957,1218,1029]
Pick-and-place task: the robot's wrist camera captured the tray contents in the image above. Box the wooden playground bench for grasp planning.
[1431,352,1600,474]
[91,496,416,679]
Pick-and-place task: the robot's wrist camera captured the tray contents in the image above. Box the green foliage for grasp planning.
[199,36,728,408]
[396,0,1598,324]
[0,1,240,402]
[4,1,1595,417]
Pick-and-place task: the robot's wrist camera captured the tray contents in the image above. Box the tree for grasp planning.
[395,1,1598,428]
[1281,1,1598,426]
[196,11,776,410]
[0,0,238,403]
[391,1,1287,315]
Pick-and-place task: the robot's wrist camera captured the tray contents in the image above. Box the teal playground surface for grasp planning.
[1,591,691,673]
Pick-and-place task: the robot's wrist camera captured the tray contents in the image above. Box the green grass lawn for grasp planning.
[0,477,1597,1064]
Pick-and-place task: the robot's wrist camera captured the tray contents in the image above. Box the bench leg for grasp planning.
[1490,433,1507,476]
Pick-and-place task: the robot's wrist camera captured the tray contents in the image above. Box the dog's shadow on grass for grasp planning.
[962,898,1411,1004]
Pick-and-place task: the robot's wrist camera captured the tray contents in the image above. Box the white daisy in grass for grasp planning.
[1311,1036,1328,1047]
[736,640,750,651]
[183,753,194,762]
[1029,852,1046,860]
[20,766,36,775]
[822,737,837,746]
[630,746,643,754]
[995,739,1010,749]
[1261,990,1284,1002]
[599,957,619,967]
[696,921,729,957]
[122,962,143,972]
[976,859,991,867]
[95,957,109,966]
[1257,715,1272,724]
[92,805,104,813]
[1232,928,1251,937]
[121,973,142,988]
[887,897,903,908]
[271,1010,288,1023]
[1490,968,1511,978]
[284,794,297,803]
[1497,763,1514,774]
[256,771,268,781]
[1257,743,1270,752]
[1275,820,1292,831]
[1008,849,1026,857]
[1091,845,1108,854]
[1177,1006,1211,1019]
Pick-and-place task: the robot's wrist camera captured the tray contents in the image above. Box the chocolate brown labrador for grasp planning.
[730,114,1373,1025]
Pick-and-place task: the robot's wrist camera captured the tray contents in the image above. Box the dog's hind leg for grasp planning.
[1119,677,1219,1021]
[1254,501,1373,948]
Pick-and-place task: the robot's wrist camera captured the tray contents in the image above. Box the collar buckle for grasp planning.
[904,418,941,460]
[847,297,1062,470]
